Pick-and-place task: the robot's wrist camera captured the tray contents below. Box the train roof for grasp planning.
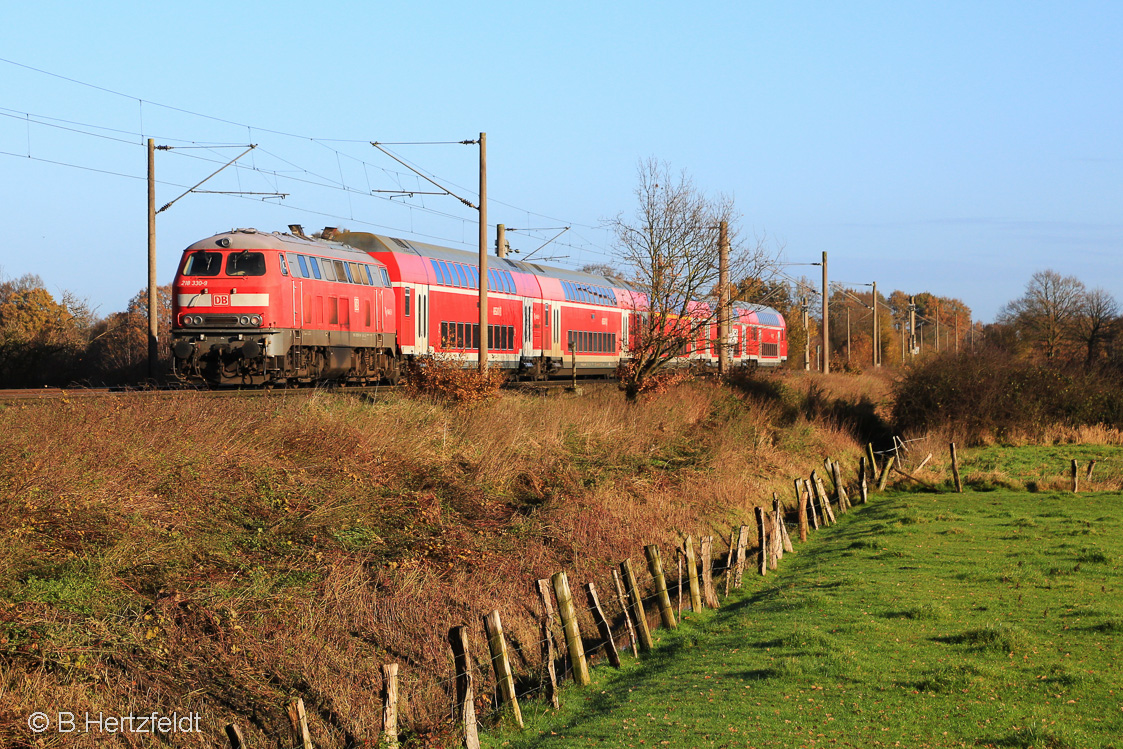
[184,228,383,264]
[732,302,786,327]
[331,231,639,292]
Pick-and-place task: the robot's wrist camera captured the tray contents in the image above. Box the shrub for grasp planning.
[404,355,506,405]
[892,352,1123,442]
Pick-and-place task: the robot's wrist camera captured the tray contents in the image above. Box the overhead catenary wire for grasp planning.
[2,55,617,266]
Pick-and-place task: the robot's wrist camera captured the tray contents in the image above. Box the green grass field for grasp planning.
[482,487,1123,749]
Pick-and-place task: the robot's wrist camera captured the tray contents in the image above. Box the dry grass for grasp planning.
[0,379,863,747]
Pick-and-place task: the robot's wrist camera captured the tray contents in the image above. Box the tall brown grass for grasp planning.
[0,380,861,747]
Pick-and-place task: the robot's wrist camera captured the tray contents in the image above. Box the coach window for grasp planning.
[226,251,266,276]
[279,254,289,276]
[467,266,478,289]
[183,251,222,276]
[452,264,465,287]
[404,288,412,317]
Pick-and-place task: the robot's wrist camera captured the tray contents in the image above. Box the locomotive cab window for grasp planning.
[226,251,266,276]
[279,254,289,276]
[183,251,222,276]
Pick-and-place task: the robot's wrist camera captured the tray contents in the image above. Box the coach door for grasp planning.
[414,285,429,354]
[522,299,534,357]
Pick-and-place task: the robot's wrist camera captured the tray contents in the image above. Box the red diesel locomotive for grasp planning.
[170,226,787,386]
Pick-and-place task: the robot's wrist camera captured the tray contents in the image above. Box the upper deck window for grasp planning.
[225,251,266,277]
[183,251,222,276]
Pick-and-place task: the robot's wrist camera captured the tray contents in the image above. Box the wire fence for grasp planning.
[221,452,899,748]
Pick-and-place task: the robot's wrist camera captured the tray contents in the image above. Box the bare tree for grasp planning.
[607,158,773,399]
[999,269,1087,360]
[1073,287,1119,365]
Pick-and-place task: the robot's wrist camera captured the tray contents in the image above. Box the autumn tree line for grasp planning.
[741,269,1120,372]
[0,274,171,387]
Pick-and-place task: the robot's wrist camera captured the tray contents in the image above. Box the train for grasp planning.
[169,226,788,386]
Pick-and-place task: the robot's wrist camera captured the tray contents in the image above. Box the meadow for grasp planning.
[482,485,1123,749]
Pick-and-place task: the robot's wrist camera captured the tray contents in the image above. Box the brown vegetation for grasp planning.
[0,379,863,747]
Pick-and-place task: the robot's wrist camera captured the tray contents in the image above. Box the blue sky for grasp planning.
[1,1,1120,321]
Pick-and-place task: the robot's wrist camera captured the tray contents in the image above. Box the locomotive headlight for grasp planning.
[192,315,203,325]
[239,315,250,326]
[250,315,262,327]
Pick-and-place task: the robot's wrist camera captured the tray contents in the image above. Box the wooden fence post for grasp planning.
[584,582,621,668]
[723,528,736,597]
[682,536,702,612]
[755,507,768,575]
[797,484,809,542]
[286,698,313,749]
[644,544,678,629]
[876,455,895,491]
[804,479,820,530]
[1071,459,1079,493]
[551,572,591,686]
[949,442,963,493]
[449,626,481,749]
[734,525,749,587]
[539,618,559,707]
[700,535,719,608]
[832,461,851,511]
[811,471,836,525]
[535,579,565,657]
[676,550,683,617]
[483,610,523,727]
[858,456,869,504]
[866,443,880,483]
[1087,460,1097,482]
[774,496,793,553]
[224,724,245,749]
[611,568,640,659]
[620,559,654,652]
[382,663,400,747]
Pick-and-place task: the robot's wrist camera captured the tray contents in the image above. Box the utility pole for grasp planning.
[478,132,488,374]
[496,223,507,258]
[935,302,940,353]
[718,220,729,375]
[871,281,879,367]
[802,297,811,371]
[147,138,158,381]
[909,296,917,358]
[821,251,829,373]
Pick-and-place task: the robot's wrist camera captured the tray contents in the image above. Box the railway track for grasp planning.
[0,378,611,403]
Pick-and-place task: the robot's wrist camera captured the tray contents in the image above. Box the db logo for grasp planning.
[211,294,230,306]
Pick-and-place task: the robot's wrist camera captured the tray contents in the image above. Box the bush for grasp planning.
[892,352,1123,442]
[404,355,506,405]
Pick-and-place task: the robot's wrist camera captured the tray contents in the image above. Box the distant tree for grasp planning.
[579,262,622,279]
[607,158,774,399]
[85,285,173,383]
[999,270,1087,360]
[1073,287,1119,365]
[0,274,94,386]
